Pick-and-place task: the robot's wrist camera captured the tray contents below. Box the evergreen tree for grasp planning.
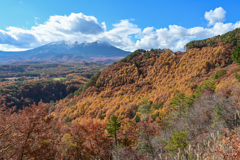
[169,93,194,117]
[135,114,141,123]
[163,130,189,154]
[105,114,121,146]
[232,43,240,65]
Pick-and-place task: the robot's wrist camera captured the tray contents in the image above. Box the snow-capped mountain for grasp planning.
[46,40,75,49]
[0,41,131,64]
[46,40,111,49]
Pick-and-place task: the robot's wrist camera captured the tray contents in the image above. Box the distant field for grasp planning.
[53,78,66,81]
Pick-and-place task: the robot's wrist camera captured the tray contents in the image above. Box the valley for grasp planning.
[0,62,106,109]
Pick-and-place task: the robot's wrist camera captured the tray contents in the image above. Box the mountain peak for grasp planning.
[93,40,111,47]
[76,40,112,47]
[47,40,74,49]
[46,40,112,48]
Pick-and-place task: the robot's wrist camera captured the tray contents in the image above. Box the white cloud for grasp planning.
[0,44,27,52]
[0,8,240,52]
[143,27,154,34]
[204,7,226,26]
[135,22,240,51]
[102,22,106,31]
[100,20,141,50]
[0,13,106,50]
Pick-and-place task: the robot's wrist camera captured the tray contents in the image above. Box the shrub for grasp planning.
[139,103,151,114]
[215,63,220,68]
[233,68,240,72]
[67,93,74,98]
[74,89,82,96]
[66,102,77,106]
[235,72,240,82]
[195,79,215,98]
[209,39,215,46]
[65,116,71,122]
[135,87,140,92]
[153,102,163,110]
[212,69,227,79]
[151,114,158,121]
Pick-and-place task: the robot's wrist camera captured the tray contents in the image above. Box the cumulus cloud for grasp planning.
[0,30,17,44]
[0,13,106,50]
[0,29,38,48]
[0,7,240,52]
[204,7,226,26]
[100,20,141,50]
[0,44,27,52]
[135,22,240,51]
[42,13,104,35]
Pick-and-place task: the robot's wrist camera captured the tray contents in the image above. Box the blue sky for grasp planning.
[0,0,240,52]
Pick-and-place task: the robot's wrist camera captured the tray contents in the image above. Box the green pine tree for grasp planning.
[105,114,121,146]
[135,114,141,123]
[232,43,240,65]
[163,130,189,154]
[169,93,194,117]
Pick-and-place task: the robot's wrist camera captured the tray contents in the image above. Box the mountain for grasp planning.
[0,40,131,64]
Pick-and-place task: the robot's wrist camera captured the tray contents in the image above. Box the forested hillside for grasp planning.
[1,28,240,159]
[0,79,86,109]
[53,29,236,123]
[0,63,105,109]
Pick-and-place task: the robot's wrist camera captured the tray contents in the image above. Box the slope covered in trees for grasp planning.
[53,40,235,123]
[2,28,240,159]
[0,79,88,109]
[185,28,240,50]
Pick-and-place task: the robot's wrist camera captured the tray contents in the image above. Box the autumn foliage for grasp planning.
[2,28,240,159]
